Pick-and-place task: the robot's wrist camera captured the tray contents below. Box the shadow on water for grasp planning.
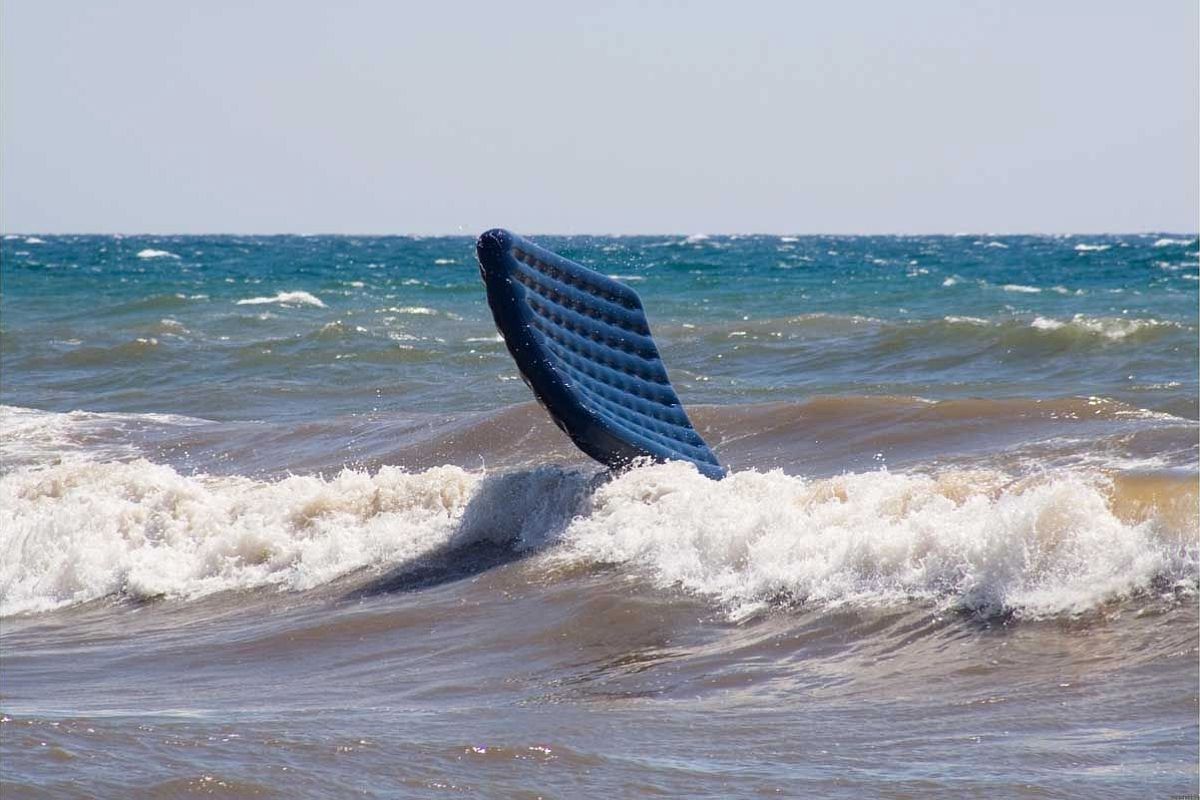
[345,465,607,600]
[346,539,530,597]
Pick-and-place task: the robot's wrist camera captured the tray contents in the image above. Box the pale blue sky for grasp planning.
[2,1,1196,234]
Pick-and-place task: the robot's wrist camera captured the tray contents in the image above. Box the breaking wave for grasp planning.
[235,290,326,308]
[2,458,1193,619]
[1028,314,1184,341]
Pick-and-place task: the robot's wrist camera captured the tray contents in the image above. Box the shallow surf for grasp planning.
[2,233,1197,797]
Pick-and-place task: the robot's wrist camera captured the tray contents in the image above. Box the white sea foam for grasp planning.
[1003,283,1042,294]
[24,236,45,244]
[0,405,203,470]
[434,258,456,265]
[780,236,799,243]
[942,277,959,287]
[985,241,1008,249]
[388,332,420,343]
[685,233,710,244]
[1073,243,1111,252]
[136,249,180,259]
[557,463,1195,619]
[1153,238,1194,247]
[0,461,481,614]
[1029,314,1180,340]
[0,459,1192,618]
[235,291,326,308]
[1030,317,1065,331]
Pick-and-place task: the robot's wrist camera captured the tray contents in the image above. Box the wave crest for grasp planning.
[235,290,326,308]
[1029,314,1182,341]
[561,463,1195,619]
[1,458,1193,619]
[1,461,482,615]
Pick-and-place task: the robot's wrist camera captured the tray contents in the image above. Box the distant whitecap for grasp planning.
[235,290,326,308]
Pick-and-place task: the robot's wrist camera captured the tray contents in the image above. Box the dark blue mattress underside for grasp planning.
[476,229,725,479]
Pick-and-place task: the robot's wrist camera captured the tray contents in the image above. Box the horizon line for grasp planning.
[3,230,1197,238]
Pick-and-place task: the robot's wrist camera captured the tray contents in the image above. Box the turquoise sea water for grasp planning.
[2,232,1197,798]
[2,233,1197,421]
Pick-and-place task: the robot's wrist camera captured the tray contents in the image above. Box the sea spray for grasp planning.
[559,462,1196,618]
[3,459,1193,618]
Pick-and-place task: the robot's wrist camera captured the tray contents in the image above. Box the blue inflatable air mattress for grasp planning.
[476,229,725,479]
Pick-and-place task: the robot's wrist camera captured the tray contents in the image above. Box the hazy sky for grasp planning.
[2,1,1197,234]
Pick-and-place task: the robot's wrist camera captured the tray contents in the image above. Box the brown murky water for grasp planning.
[3,401,1196,798]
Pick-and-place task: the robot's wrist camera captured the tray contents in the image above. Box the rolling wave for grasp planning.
[3,395,1196,478]
[666,313,1193,349]
[1,457,1194,618]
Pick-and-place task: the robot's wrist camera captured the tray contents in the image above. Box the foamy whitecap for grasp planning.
[0,462,593,615]
[1153,238,1195,247]
[1073,243,1111,252]
[1002,283,1041,294]
[0,405,204,470]
[24,237,45,244]
[136,249,180,259]
[388,331,420,343]
[158,318,188,334]
[0,459,1192,618]
[1029,314,1180,341]
[558,463,1195,619]
[1030,317,1065,332]
[0,462,480,614]
[235,291,326,308]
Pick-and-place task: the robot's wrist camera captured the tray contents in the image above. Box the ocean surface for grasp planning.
[1,232,1197,798]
